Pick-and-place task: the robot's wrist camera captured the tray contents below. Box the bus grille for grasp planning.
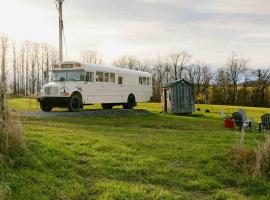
[45,87,58,96]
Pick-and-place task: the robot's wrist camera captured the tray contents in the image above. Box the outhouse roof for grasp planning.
[163,79,194,88]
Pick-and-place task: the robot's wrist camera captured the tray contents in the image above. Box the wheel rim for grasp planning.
[128,96,135,107]
[72,98,80,109]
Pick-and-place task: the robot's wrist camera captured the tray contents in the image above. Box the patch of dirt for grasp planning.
[16,109,152,118]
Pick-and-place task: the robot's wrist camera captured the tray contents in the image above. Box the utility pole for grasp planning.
[57,0,64,62]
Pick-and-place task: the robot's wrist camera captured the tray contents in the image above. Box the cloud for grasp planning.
[0,0,269,67]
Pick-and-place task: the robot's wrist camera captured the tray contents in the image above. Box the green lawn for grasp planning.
[1,98,270,199]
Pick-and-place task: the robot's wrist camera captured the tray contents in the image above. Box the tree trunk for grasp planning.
[0,37,8,122]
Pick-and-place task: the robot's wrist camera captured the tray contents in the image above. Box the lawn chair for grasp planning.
[232,112,252,132]
[238,109,254,128]
[261,114,270,132]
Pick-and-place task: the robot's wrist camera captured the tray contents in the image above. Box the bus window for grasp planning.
[67,70,84,81]
[118,76,123,85]
[139,77,143,85]
[86,72,94,82]
[104,73,110,82]
[146,77,149,85]
[86,72,90,82]
[143,77,147,85]
[90,72,94,82]
[110,73,115,83]
[96,71,104,82]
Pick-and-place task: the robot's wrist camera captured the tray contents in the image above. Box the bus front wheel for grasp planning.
[68,95,81,112]
[123,95,136,109]
[40,102,53,112]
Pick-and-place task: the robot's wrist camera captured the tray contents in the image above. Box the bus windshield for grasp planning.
[52,70,84,81]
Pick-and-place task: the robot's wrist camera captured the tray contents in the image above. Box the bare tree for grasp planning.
[19,43,26,95]
[24,41,31,95]
[81,49,103,64]
[187,61,212,103]
[167,52,192,80]
[201,65,212,104]
[12,41,17,96]
[187,63,196,84]
[226,53,243,105]
[137,59,153,72]
[152,59,166,88]
[214,68,230,104]
[151,58,168,101]
[30,43,39,95]
[113,55,140,70]
[241,59,250,105]
[252,69,270,106]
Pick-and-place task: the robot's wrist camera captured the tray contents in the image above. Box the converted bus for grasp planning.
[37,61,152,112]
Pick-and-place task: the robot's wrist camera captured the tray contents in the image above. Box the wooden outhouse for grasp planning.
[162,79,195,114]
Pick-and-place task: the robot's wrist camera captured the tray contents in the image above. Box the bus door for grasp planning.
[81,71,95,103]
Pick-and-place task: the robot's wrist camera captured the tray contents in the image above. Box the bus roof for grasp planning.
[58,61,152,77]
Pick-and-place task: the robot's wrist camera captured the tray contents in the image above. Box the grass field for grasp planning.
[1,98,270,199]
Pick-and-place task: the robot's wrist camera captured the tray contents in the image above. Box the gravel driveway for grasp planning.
[17,109,152,118]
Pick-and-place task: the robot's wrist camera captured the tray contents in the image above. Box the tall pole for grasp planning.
[57,0,64,62]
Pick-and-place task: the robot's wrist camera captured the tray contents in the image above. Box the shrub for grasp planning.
[230,146,255,175]
[254,135,270,177]
[230,134,270,178]
[0,112,26,157]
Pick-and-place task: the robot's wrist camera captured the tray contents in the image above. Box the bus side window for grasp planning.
[118,76,123,85]
[147,77,151,85]
[146,77,150,85]
[110,73,115,83]
[96,71,104,82]
[85,72,90,82]
[89,72,94,82]
[139,77,143,85]
[86,72,94,82]
[104,73,110,82]
[143,77,147,85]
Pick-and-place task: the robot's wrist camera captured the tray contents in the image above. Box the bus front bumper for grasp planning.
[37,97,70,107]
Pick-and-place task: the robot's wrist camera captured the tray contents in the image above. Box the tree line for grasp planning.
[0,36,26,156]
[1,35,270,107]
[0,36,58,97]
[106,51,270,107]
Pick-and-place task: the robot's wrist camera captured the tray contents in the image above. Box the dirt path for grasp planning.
[17,109,152,118]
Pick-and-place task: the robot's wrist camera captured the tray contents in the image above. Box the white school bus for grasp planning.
[37,61,152,112]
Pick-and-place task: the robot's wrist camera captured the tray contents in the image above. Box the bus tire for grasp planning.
[123,95,136,109]
[40,102,53,112]
[102,104,113,109]
[68,94,81,112]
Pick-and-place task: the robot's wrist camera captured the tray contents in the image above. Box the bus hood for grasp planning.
[41,82,81,97]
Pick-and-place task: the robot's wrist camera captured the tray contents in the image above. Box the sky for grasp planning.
[0,0,269,68]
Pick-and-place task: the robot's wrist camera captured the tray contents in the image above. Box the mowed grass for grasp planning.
[1,98,270,199]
